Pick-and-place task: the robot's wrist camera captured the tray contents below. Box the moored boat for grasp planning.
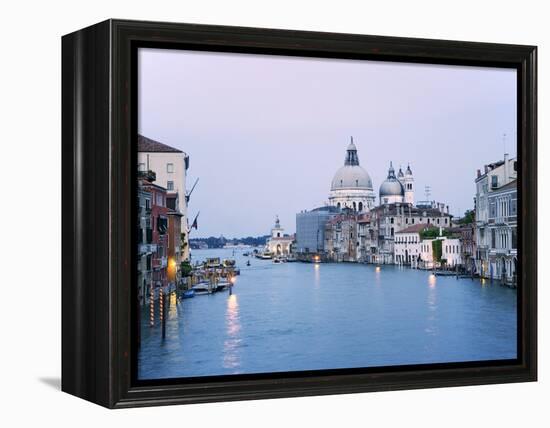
[182,289,195,299]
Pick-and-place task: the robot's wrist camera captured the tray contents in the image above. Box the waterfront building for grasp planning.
[295,206,340,258]
[265,216,294,256]
[167,210,183,287]
[141,178,169,297]
[474,154,517,284]
[137,177,154,305]
[416,229,461,270]
[420,238,436,269]
[394,224,426,267]
[357,213,377,263]
[452,223,476,274]
[138,134,191,260]
[485,180,518,284]
[442,238,462,267]
[324,211,359,262]
[328,138,376,212]
[370,202,452,264]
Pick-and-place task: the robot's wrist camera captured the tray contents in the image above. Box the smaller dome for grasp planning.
[380,180,405,197]
[406,164,413,175]
[397,167,404,179]
[379,162,405,197]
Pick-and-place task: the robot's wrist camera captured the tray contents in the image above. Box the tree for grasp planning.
[459,209,475,225]
[179,261,193,277]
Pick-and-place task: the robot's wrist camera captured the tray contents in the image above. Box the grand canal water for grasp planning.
[138,248,517,380]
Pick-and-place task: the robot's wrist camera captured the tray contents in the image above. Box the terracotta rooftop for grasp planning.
[138,134,183,153]
[396,224,438,234]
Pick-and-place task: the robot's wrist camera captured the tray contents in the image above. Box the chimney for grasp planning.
[484,165,489,174]
[477,169,481,178]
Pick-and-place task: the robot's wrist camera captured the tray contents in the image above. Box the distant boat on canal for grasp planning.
[256,251,273,260]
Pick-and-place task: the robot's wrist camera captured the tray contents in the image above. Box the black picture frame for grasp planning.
[62,19,537,408]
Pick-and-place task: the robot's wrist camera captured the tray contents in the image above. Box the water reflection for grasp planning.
[313,263,320,288]
[139,249,518,379]
[223,294,241,370]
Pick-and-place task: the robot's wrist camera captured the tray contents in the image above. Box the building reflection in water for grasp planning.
[426,274,438,337]
[223,294,242,370]
[313,263,320,288]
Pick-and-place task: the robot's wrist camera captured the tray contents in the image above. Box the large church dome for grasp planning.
[330,140,373,191]
[328,138,376,212]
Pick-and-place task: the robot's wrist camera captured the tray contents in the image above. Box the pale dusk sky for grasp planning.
[138,48,517,237]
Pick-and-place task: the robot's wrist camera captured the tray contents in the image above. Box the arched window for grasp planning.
[358,202,363,211]
[353,202,357,210]
[337,202,341,209]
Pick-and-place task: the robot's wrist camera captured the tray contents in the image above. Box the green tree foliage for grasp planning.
[459,209,475,225]
[419,227,440,239]
[179,261,193,277]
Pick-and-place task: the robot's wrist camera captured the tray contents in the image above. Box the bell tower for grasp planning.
[404,164,414,205]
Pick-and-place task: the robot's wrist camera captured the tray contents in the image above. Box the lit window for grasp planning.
[167,163,174,173]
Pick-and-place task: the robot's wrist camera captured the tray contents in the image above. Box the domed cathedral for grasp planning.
[379,162,415,205]
[328,137,376,212]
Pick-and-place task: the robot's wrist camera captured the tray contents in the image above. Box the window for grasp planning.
[491,175,498,189]
[167,181,174,191]
[390,217,394,224]
[412,218,415,224]
[167,163,174,173]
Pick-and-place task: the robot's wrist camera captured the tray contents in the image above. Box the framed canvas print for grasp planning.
[62,19,537,408]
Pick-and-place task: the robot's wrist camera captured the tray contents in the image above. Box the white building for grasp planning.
[138,134,190,260]
[442,238,462,267]
[266,216,294,256]
[420,239,435,269]
[328,138,376,212]
[474,154,517,283]
[394,224,424,267]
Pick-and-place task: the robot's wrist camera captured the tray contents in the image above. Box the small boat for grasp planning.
[204,257,222,268]
[192,282,212,294]
[222,259,236,268]
[181,289,195,299]
[272,257,282,264]
[216,280,231,291]
[246,260,251,267]
[256,251,273,260]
